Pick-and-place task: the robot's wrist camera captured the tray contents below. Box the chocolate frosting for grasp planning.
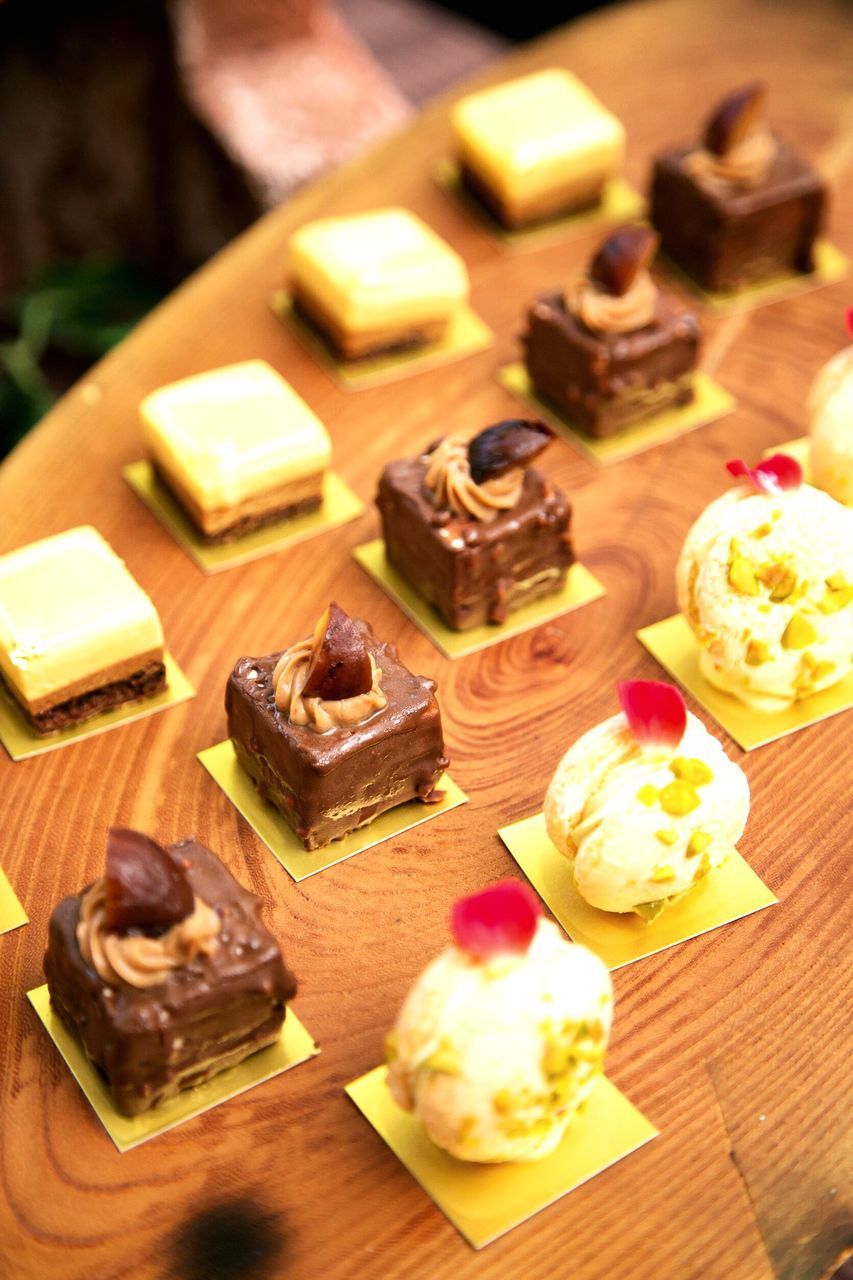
[44,838,296,1116]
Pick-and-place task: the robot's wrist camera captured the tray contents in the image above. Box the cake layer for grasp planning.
[523,290,700,437]
[293,285,448,361]
[460,161,605,229]
[289,208,469,338]
[226,623,447,850]
[153,461,323,541]
[141,360,332,513]
[651,141,825,292]
[44,838,295,1116]
[0,526,164,708]
[377,462,574,629]
[452,69,624,227]
[4,655,166,735]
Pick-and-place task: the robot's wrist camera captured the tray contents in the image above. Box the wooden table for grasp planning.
[2,1,851,1277]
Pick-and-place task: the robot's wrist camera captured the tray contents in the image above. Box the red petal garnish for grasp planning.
[618,680,687,749]
[845,306,853,339]
[450,879,540,959]
[726,454,803,495]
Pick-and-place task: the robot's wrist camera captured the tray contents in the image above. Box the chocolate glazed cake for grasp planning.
[45,833,295,1116]
[227,613,448,850]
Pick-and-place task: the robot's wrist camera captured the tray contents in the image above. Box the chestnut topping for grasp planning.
[703,82,767,157]
[104,827,194,934]
[301,603,373,700]
[467,420,553,484]
[589,226,659,297]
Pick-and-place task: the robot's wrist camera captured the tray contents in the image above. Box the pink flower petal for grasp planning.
[451,879,540,959]
[618,680,687,749]
[726,454,803,495]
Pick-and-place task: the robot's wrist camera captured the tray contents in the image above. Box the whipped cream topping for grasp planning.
[423,436,523,522]
[77,879,220,989]
[272,638,386,732]
[568,269,658,333]
[685,124,777,189]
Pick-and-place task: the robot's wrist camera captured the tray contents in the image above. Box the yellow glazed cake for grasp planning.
[289,208,469,359]
[141,360,332,541]
[0,526,166,733]
[808,343,853,506]
[451,68,626,228]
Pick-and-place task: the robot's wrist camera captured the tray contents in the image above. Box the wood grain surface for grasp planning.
[2,2,852,1278]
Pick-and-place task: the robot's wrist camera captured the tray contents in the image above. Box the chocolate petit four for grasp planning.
[289,208,469,359]
[140,360,332,543]
[451,69,625,229]
[377,420,573,629]
[522,226,700,436]
[0,526,166,734]
[650,83,826,292]
[44,828,296,1116]
[227,604,448,850]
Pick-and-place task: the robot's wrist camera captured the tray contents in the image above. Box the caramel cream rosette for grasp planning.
[569,225,660,334]
[422,419,553,524]
[387,882,613,1163]
[76,828,220,990]
[685,82,777,190]
[808,343,853,506]
[677,464,853,710]
[273,603,386,733]
[545,706,749,918]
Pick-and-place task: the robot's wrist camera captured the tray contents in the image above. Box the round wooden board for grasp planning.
[2,1,851,1277]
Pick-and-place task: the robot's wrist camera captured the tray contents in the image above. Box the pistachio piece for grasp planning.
[658,779,701,816]
[758,560,798,602]
[745,639,771,666]
[467,419,553,484]
[655,829,679,846]
[637,783,658,806]
[818,575,853,614]
[669,756,714,786]
[703,82,768,157]
[781,611,818,650]
[687,831,711,858]
[589,226,659,298]
[650,865,676,883]
[729,555,761,595]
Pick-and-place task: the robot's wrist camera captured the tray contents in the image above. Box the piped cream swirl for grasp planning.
[685,125,777,189]
[77,880,220,989]
[273,639,386,732]
[423,436,523,522]
[568,270,657,334]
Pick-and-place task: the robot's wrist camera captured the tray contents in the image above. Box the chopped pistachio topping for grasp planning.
[729,555,761,596]
[659,779,701,815]
[637,783,658,806]
[655,829,679,846]
[818,575,853,614]
[781,611,818,650]
[687,830,711,857]
[692,851,713,881]
[651,864,676,883]
[670,756,714,786]
[751,521,773,539]
[745,639,771,665]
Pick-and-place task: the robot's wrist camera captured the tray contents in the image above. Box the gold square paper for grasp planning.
[124,461,364,574]
[28,984,317,1152]
[353,539,605,659]
[0,652,194,762]
[198,740,467,881]
[637,613,853,751]
[659,240,849,313]
[0,868,27,935]
[434,159,647,252]
[345,1065,657,1249]
[271,291,493,390]
[499,813,777,970]
[499,365,735,465]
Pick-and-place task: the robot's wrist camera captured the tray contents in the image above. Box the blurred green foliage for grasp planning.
[0,258,164,461]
